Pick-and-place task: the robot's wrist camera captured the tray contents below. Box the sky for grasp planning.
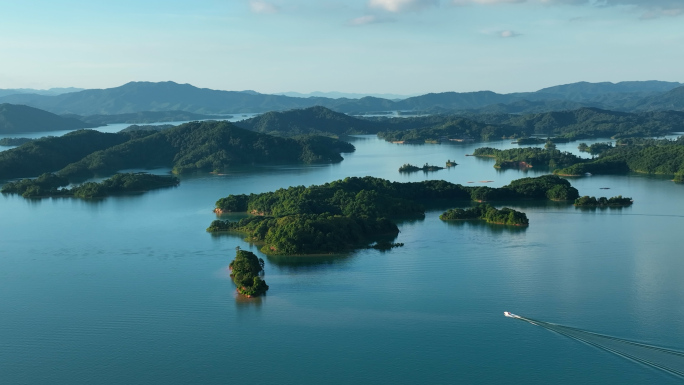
[0,0,682,94]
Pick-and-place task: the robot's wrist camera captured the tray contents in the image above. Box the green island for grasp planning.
[554,137,684,181]
[446,159,458,167]
[578,142,613,155]
[1,172,179,198]
[229,248,269,297]
[574,195,633,207]
[0,137,32,146]
[0,121,354,180]
[439,204,529,226]
[472,147,584,170]
[398,163,445,173]
[207,175,578,255]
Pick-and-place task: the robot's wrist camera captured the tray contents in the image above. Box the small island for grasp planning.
[229,248,269,297]
[574,195,633,207]
[440,204,529,226]
[399,163,445,173]
[1,172,179,198]
[446,159,458,167]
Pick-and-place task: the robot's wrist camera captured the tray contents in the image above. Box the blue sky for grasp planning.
[0,0,682,94]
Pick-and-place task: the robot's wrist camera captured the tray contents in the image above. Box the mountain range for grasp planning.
[0,80,682,116]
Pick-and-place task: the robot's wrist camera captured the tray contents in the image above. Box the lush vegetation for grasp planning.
[0,121,354,180]
[1,172,179,198]
[119,124,175,133]
[472,147,584,169]
[208,175,577,255]
[398,163,444,172]
[440,204,529,226]
[377,108,684,144]
[555,137,684,179]
[0,103,96,134]
[58,121,355,178]
[229,248,269,297]
[578,142,613,155]
[234,106,383,137]
[574,195,633,207]
[0,137,32,146]
[0,130,141,180]
[446,159,458,167]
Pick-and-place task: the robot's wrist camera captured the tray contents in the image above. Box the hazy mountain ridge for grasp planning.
[0,103,97,134]
[1,80,683,116]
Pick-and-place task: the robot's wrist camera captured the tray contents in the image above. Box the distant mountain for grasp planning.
[234,106,383,137]
[1,80,682,117]
[70,110,227,126]
[275,91,415,100]
[0,103,96,134]
[0,87,84,98]
[631,86,684,112]
[0,82,329,115]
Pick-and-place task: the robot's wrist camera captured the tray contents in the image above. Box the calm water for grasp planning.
[2,135,684,384]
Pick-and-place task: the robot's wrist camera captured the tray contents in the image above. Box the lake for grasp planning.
[1,133,684,384]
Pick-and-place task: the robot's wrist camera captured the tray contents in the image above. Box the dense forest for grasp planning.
[0,103,96,134]
[472,147,585,169]
[574,196,633,207]
[0,122,354,180]
[229,248,269,297]
[440,204,529,226]
[1,172,179,198]
[554,137,684,180]
[0,137,32,146]
[208,175,577,255]
[0,130,143,180]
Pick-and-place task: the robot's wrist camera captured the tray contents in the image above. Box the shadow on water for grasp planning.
[445,220,528,234]
[234,293,264,310]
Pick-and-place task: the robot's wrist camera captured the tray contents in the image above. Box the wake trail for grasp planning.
[509,313,684,378]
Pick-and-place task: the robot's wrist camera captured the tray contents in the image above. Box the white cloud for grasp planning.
[369,0,439,12]
[249,0,279,14]
[453,0,525,5]
[499,30,522,37]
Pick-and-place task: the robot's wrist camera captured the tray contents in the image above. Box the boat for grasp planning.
[504,311,522,319]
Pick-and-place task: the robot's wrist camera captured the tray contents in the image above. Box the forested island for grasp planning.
[574,195,633,207]
[229,248,269,297]
[440,204,529,226]
[1,172,179,198]
[398,163,444,173]
[0,137,32,146]
[207,175,577,255]
[0,121,355,180]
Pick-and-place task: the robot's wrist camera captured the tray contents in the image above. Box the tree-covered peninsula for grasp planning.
[229,248,269,297]
[0,137,32,146]
[207,175,577,255]
[554,137,684,180]
[472,147,585,169]
[574,195,633,207]
[440,204,529,226]
[0,121,355,180]
[1,172,179,198]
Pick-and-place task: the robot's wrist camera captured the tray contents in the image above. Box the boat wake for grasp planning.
[504,312,684,378]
